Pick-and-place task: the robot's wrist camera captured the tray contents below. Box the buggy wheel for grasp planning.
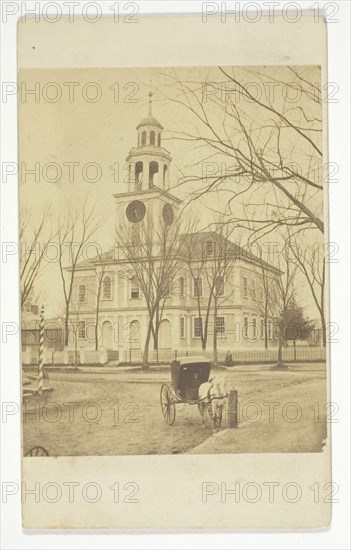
[160,384,176,425]
[25,446,49,457]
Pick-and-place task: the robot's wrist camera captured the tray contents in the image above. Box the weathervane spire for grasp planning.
[148,91,153,116]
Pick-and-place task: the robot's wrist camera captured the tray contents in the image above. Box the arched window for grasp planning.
[158,133,161,146]
[163,164,168,186]
[149,161,159,188]
[135,161,143,187]
[103,275,112,300]
[150,131,155,145]
[141,131,146,146]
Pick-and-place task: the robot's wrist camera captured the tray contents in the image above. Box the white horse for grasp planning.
[198,373,228,431]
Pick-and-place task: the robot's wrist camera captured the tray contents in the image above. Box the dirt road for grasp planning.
[23,364,327,456]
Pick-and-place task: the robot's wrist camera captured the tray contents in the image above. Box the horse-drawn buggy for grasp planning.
[160,357,228,430]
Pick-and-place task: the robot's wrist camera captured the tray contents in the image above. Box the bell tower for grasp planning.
[126,92,172,192]
[114,93,181,236]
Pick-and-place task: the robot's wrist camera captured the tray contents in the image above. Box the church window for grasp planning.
[135,161,143,187]
[102,276,112,300]
[252,317,257,339]
[150,131,155,145]
[149,161,159,187]
[193,277,203,298]
[205,241,214,255]
[163,164,168,186]
[78,284,86,303]
[78,321,86,339]
[193,317,203,338]
[130,277,140,299]
[216,316,226,335]
[179,276,185,298]
[243,316,248,339]
[180,316,185,339]
[141,131,146,146]
[251,279,256,300]
[158,133,161,146]
[243,277,248,298]
[216,276,224,296]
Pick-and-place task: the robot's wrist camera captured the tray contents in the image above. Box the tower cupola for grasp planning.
[126,93,172,192]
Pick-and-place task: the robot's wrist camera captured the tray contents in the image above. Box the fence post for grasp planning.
[228,389,238,428]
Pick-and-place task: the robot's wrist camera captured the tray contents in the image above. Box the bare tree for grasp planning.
[247,245,279,349]
[57,202,102,347]
[206,227,237,367]
[159,66,323,238]
[81,247,110,351]
[68,298,83,366]
[287,234,326,346]
[181,221,237,364]
[20,206,56,310]
[271,252,298,364]
[94,257,109,352]
[182,229,214,352]
[117,216,183,370]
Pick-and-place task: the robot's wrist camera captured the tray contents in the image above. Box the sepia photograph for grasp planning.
[20,64,328,458]
[5,6,347,533]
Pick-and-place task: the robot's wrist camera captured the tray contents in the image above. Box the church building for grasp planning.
[68,96,281,363]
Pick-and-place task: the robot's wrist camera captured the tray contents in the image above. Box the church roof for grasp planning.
[136,116,163,130]
[71,231,282,274]
[178,232,282,274]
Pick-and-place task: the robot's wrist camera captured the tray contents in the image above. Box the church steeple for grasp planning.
[126,95,172,192]
[114,95,181,236]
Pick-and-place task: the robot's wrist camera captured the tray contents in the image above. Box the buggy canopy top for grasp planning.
[170,357,211,400]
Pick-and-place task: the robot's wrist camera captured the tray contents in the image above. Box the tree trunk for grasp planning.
[151,324,159,363]
[74,328,78,366]
[64,307,70,347]
[320,304,326,347]
[213,327,218,367]
[95,304,100,351]
[277,327,283,364]
[153,331,158,350]
[264,320,268,349]
[213,306,218,367]
[142,321,153,371]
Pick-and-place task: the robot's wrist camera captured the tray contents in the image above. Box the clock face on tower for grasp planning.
[126,200,146,223]
[162,203,174,226]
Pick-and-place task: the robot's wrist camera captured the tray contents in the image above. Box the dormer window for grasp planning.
[205,241,214,255]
